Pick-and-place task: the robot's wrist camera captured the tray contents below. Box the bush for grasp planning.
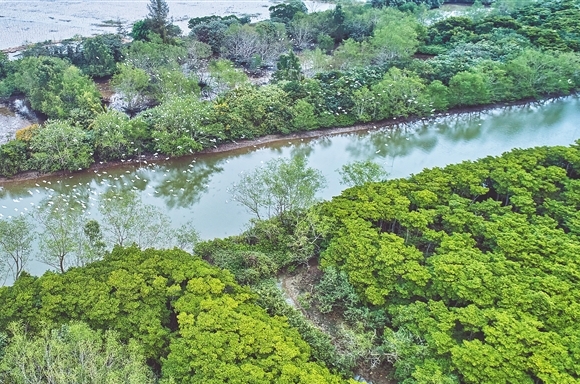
[29,120,93,173]
[0,140,29,177]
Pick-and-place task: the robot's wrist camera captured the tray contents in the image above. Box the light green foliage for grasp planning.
[211,84,293,138]
[0,321,155,384]
[338,160,389,187]
[111,63,151,112]
[319,143,580,382]
[118,39,188,106]
[0,215,35,281]
[90,109,133,161]
[156,69,200,101]
[506,49,580,98]
[208,59,249,95]
[29,120,93,173]
[448,71,490,107]
[332,39,372,71]
[291,98,320,131]
[231,156,326,220]
[140,95,212,156]
[370,67,429,120]
[13,57,102,119]
[299,48,332,77]
[369,9,419,64]
[0,247,347,383]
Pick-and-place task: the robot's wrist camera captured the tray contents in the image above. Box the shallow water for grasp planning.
[1,95,579,283]
[0,99,40,143]
[0,0,333,50]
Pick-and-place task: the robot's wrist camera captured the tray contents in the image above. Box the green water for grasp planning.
[1,96,579,279]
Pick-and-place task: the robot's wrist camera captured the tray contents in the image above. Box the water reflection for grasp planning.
[1,96,579,279]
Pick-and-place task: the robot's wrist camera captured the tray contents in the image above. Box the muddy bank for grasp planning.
[0,94,573,184]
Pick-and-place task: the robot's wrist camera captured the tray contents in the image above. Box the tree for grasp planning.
[34,198,89,273]
[83,220,106,263]
[0,140,29,178]
[448,70,490,106]
[98,189,172,248]
[338,160,389,187]
[207,59,249,95]
[0,247,348,383]
[90,109,133,161]
[0,215,35,282]
[82,35,117,77]
[29,120,93,173]
[0,321,155,383]
[369,10,419,65]
[147,0,170,42]
[140,95,212,156]
[13,57,102,119]
[269,0,308,24]
[111,63,151,112]
[273,50,304,82]
[230,156,326,220]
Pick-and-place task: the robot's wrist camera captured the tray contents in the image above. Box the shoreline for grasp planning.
[0,94,574,184]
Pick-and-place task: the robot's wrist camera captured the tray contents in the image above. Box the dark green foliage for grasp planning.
[0,140,29,177]
[273,50,304,82]
[188,16,243,54]
[21,34,124,77]
[318,142,580,382]
[145,0,182,43]
[0,53,11,80]
[313,267,360,314]
[269,0,308,24]
[254,280,355,375]
[131,19,153,42]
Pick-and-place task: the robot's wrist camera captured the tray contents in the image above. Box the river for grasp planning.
[0,95,579,282]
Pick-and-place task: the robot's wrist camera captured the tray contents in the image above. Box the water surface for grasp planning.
[1,96,579,280]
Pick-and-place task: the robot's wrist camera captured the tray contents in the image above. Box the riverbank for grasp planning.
[1,93,573,185]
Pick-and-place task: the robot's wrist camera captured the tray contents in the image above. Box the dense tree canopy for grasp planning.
[316,142,580,383]
[0,247,349,383]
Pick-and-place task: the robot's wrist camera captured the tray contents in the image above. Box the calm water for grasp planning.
[1,95,579,280]
[0,0,333,50]
[0,99,40,144]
